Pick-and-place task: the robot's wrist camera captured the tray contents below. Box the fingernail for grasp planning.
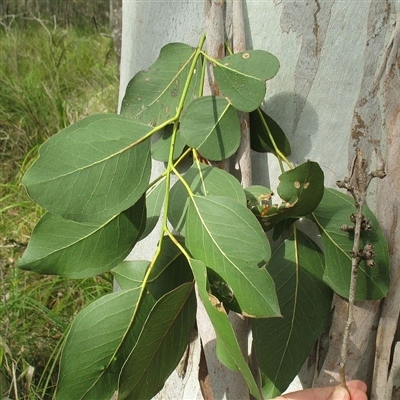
[330,387,349,400]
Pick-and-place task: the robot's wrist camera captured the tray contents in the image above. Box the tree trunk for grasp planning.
[109,0,122,71]
[119,1,400,398]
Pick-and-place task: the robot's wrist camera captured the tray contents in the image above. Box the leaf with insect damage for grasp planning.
[214,50,279,112]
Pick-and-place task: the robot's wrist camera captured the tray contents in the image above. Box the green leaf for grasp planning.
[180,96,241,161]
[151,126,186,162]
[186,195,280,318]
[118,282,196,400]
[112,260,150,291]
[253,229,332,397]
[169,163,246,234]
[189,258,263,400]
[312,188,390,300]
[57,238,194,400]
[261,161,324,229]
[17,196,146,278]
[213,50,280,112]
[250,108,291,156]
[22,114,151,223]
[139,177,166,241]
[56,288,143,400]
[120,42,201,126]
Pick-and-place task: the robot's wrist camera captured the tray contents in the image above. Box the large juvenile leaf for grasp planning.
[189,258,263,400]
[17,196,146,278]
[22,114,151,223]
[250,108,291,156]
[118,282,196,399]
[168,163,246,233]
[186,195,280,318]
[180,96,241,160]
[213,50,280,112]
[57,239,194,400]
[56,288,143,400]
[261,161,324,229]
[253,229,332,398]
[120,42,201,126]
[312,188,390,300]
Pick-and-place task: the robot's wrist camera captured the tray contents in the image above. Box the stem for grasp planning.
[133,34,208,312]
[339,149,366,389]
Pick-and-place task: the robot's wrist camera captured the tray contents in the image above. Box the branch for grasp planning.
[336,149,386,389]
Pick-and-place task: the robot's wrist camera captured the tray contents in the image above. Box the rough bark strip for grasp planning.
[349,0,395,164]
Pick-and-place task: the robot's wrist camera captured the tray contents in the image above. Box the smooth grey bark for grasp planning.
[109,0,122,69]
[119,1,400,398]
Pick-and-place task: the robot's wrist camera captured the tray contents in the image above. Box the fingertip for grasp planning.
[347,379,367,393]
[330,387,349,400]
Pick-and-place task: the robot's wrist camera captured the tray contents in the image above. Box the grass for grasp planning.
[0,18,117,399]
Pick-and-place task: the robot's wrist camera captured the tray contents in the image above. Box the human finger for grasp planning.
[346,380,367,393]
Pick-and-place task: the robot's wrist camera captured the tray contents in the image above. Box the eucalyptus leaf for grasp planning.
[261,161,324,229]
[120,42,201,126]
[169,163,246,233]
[118,282,196,400]
[213,50,279,112]
[253,229,332,397]
[22,114,151,223]
[139,177,166,241]
[180,96,241,161]
[17,195,146,278]
[186,195,280,318]
[250,108,291,156]
[312,188,390,300]
[189,258,263,400]
[112,260,150,291]
[57,238,194,400]
[56,288,143,400]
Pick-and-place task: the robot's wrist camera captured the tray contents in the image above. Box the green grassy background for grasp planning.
[1,17,118,399]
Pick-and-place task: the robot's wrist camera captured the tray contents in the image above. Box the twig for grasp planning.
[336,148,386,389]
